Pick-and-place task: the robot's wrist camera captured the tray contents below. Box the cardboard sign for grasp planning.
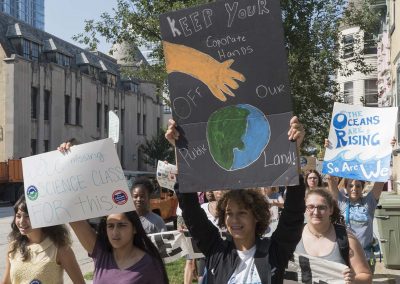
[22,139,134,228]
[157,161,177,190]
[160,0,298,192]
[322,103,397,182]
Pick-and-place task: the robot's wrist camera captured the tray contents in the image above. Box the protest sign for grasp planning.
[156,161,177,190]
[22,138,133,228]
[322,103,397,182]
[160,0,298,192]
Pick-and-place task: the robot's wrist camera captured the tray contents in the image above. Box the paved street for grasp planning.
[0,205,400,283]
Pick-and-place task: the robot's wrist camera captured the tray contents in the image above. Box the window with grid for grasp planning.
[364,79,378,107]
[75,98,81,125]
[31,42,39,61]
[342,34,354,59]
[137,113,141,135]
[44,140,50,152]
[44,90,50,120]
[22,39,30,59]
[104,105,109,130]
[65,95,70,124]
[31,139,37,155]
[96,103,101,128]
[343,82,354,104]
[31,87,38,119]
[363,33,377,55]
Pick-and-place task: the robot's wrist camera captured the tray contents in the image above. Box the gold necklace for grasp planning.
[307,224,331,239]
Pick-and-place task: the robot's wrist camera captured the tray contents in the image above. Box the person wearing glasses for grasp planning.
[304,170,322,191]
[295,189,372,283]
[324,138,396,273]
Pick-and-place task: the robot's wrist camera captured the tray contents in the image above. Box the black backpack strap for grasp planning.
[334,223,350,267]
[254,238,272,284]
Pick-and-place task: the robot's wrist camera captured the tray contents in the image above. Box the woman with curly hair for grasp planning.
[1,195,84,284]
[304,169,322,191]
[295,189,372,283]
[166,117,306,284]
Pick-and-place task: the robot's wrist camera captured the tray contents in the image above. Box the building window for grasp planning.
[56,53,71,66]
[364,33,377,55]
[75,98,81,125]
[104,105,109,130]
[137,113,141,135]
[97,103,101,128]
[44,140,50,152]
[342,34,354,59]
[65,95,70,124]
[121,109,125,133]
[344,82,354,104]
[137,94,141,113]
[31,42,39,61]
[22,39,30,59]
[31,139,37,155]
[364,79,378,107]
[44,90,50,121]
[31,87,38,119]
[143,114,146,135]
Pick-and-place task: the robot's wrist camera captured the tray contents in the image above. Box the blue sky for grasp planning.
[45,0,117,53]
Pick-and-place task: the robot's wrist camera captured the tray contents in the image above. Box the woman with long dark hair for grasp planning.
[69,210,169,284]
[1,195,84,284]
[58,141,169,284]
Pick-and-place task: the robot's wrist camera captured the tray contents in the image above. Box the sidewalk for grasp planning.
[373,261,400,283]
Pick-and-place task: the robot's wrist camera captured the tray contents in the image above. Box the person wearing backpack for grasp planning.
[166,117,306,284]
[295,188,372,283]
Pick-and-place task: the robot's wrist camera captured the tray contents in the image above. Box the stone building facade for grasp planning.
[0,12,163,171]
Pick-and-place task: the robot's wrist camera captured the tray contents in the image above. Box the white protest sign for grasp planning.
[322,103,397,182]
[22,138,133,228]
[108,110,120,143]
[285,253,346,283]
[156,161,177,190]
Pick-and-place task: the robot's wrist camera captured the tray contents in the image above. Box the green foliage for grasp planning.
[139,128,175,166]
[74,0,380,153]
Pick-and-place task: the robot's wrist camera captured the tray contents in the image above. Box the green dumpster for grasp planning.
[375,193,400,269]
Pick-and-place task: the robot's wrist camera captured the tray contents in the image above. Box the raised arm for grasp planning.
[371,182,384,201]
[69,221,96,255]
[57,245,85,284]
[177,189,222,257]
[270,176,306,267]
[347,231,372,283]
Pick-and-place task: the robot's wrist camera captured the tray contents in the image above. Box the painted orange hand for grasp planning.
[163,41,246,101]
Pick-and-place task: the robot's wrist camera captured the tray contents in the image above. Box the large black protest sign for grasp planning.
[160,0,298,192]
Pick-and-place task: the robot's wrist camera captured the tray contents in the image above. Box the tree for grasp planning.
[139,128,175,166]
[74,0,380,152]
